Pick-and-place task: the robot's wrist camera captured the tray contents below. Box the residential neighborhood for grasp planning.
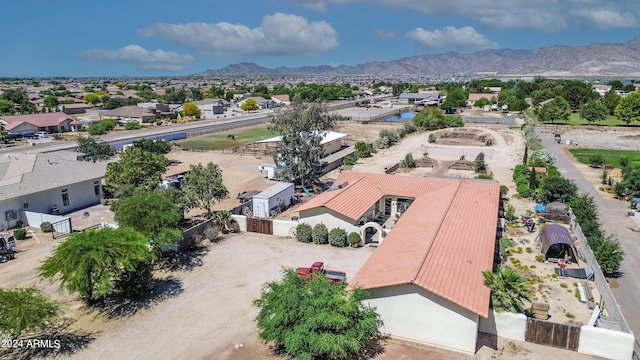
[1,76,640,360]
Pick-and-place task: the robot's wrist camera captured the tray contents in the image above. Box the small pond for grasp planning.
[382,112,417,122]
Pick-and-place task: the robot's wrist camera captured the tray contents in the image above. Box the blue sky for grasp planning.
[2,0,639,77]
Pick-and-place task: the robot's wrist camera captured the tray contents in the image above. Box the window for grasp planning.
[23,203,28,209]
[94,181,101,197]
[61,189,69,207]
[384,198,392,216]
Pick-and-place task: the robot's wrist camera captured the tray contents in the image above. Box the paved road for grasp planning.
[536,127,640,351]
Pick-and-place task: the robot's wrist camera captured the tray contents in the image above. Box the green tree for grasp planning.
[594,237,625,275]
[76,136,116,163]
[105,147,170,197]
[607,80,624,90]
[0,99,15,115]
[474,152,486,173]
[538,96,571,124]
[112,190,183,253]
[623,83,637,93]
[412,107,447,130]
[580,100,608,124]
[182,102,201,118]
[39,227,155,304]
[132,138,172,155]
[43,95,59,111]
[0,287,60,338]
[523,146,528,165]
[19,100,37,114]
[181,162,229,217]
[483,266,532,313]
[614,91,640,126]
[254,269,380,360]
[270,99,339,188]
[529,167,538,189]
[601,89,621,115]
[538,176,577,203]
[445,88,469,107]
[83,93,101,106]
[214,210,237,234]
[474,97,490,108]
[403,153,416,168]
[240,98,259,111]
[561,80,599,112]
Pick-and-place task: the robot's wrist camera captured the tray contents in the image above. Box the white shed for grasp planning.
[252,182,295,218]
[258,163,277,180]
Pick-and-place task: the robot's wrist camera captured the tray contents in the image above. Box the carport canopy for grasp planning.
[539,224,578,263]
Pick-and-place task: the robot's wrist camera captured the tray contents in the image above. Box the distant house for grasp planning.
[398,92,440,105]
[137,102,171,116]
[0,112,77,134]
[297,171,501,354]
[236,97,275,110]
[174,99,226,118]
[62,102,91,115]
[592,84,612,97]
[99,106,156,123]
[467,93,497,107]
[0,151,106,229]
[271,94,290,106]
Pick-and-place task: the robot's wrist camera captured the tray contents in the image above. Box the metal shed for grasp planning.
[252,182,295,218]
[539,224,578,263]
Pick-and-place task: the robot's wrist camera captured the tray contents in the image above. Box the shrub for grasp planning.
[374,136,391,149]
[589,153,606,168]
[402,153,416,168]
[474,152,486,173]
[328,228,348,247]
[428,133,436,143]
[500,185,509,198]
[528,149,557,167]
[40,221,53,232]
[347,232,361,246]
[296,223,313,243]
[516,183,533,198]
[475,173,493,180]
[505,204,516,221]
[13,228,27,240]
[87,123,106,135]
[512,164,530,181]
[354,141,372,158]
[312,223,329,244]
[343,156,357,166]
[124,121,141,130]
[535,254,546,262]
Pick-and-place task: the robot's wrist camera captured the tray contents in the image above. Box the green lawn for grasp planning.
[175,126,279,150]
[526,110,640,127]
[568,148,640,168]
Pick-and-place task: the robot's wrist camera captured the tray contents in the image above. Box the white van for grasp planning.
[35,131,49,138]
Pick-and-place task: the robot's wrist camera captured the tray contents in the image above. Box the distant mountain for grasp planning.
[192,37,640,77]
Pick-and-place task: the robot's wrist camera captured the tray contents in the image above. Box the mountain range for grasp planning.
[192,37,640,78]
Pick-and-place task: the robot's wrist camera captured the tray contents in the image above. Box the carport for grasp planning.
[539,224,578,263]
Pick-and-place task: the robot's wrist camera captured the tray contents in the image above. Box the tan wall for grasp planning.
[273,219,299,237]
[578,326,635,360]
[367,284,480,354]
[478,310,527,341]
[298,208,360,234]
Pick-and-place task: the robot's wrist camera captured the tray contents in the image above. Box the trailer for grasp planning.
[252,182,295,218]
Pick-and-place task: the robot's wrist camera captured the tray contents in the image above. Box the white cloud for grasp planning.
[292,0,327,11]
[406,26,499,53]
[570,9,637,28]
[313,0,640,31]
[375,28,395,39]
[78,45,195,71]
[137,13,338,59]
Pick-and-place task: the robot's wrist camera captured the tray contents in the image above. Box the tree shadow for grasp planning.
[155,246,210,272]
[358,333,391,359]
[0,319,97,360]
[94,277,183,320]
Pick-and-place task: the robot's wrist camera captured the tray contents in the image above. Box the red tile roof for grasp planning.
[300,171,500,317]
[0,112,73,130]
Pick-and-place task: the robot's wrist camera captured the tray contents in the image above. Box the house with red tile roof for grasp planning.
[467,93,497,107]
[0,112,76,134]
[271,94,290,106]
[296,171,501,354]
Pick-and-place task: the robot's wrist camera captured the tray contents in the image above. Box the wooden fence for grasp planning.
[525,318,580,351]
[247,217,273,235]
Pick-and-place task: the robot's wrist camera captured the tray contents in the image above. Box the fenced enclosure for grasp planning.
[525,318,581,351]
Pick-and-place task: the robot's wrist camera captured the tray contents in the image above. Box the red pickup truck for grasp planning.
[296,262,347,283]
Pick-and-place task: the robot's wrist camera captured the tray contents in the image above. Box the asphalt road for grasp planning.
[535,127,640,352]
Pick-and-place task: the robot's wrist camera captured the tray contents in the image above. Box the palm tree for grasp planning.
[483,266,533,313]
[214,210,237,234]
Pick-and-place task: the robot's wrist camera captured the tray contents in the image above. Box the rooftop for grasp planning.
[255,131,348,146]
[299,171,500,317]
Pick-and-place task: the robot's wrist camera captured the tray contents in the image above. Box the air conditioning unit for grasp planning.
[5,210,17,221]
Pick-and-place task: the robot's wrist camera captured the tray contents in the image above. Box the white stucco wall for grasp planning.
[367,284,480,354]
[298,208,360,234]
[273,219,299,237]
[0,178,102,229]
[578,326,635,360]
[231,215,247,232]
[478,310,527,341]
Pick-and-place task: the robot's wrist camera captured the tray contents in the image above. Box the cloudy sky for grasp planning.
[2,0,639,77]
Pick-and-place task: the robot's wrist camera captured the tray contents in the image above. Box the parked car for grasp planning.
[35,131,49,138]
[296,261,347,283]
[22,132,37,139]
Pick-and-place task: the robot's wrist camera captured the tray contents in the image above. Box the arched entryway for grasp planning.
[360,222,384,245]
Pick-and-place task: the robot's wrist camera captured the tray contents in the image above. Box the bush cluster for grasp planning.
[347,232,361,246]
[312,223,329,244]
[328,228,347,247]
[40,222,53,233]
[87,119,117,135]
[296,223,313,243]
[13,228,27,240]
